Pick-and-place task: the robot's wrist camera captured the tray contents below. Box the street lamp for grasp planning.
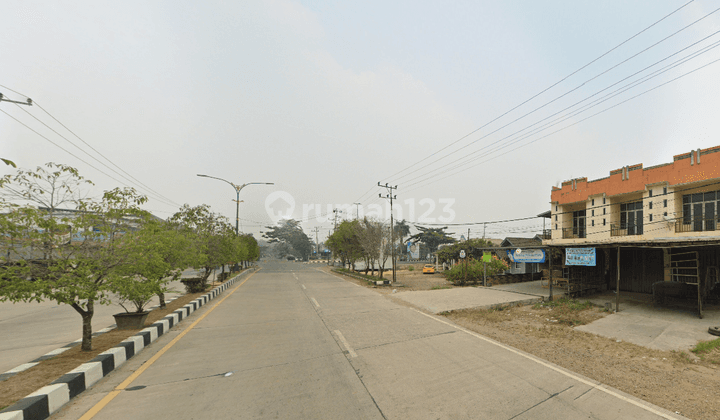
[196,174,274,235]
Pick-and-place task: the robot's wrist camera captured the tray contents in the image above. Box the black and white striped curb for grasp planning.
[0,297,181,384]
[0,269,255,420]
[331,269,391,285]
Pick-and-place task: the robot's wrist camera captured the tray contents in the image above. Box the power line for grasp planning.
[401,53,720,196]
[391,21,720,187]
[32,100,180,207]
[382,0,697,184]
[8,102,181,208]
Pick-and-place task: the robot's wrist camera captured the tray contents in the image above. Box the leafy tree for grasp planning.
[407,225,455,253]
[168,204,230,288]
[437,238,495,263]
[263,219,313,260]
[326,220,363,269]
[394,219,411,254]
[354,218,392,278]
[0,162,93,259]
[113,218,194,311]
[0,186,148,351]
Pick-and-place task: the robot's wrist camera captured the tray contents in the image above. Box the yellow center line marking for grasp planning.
[79,270,259,420]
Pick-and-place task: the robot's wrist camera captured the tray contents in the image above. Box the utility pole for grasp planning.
[379,182,398,284]
[312,226,320,257]
[353,202,361,219]
[333,209,342,232]
[467,228,470,241]
[483,222,487,239]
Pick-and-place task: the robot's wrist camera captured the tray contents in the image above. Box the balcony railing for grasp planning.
[540,229,551,240]
[675,216,718,233]
[610,224,642,237]
[562,227,585,239]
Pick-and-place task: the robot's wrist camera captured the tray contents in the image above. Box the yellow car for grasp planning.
[422,264,435,274]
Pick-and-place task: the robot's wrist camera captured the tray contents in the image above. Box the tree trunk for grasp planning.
[158,291,166,309]
[81,300,94,351]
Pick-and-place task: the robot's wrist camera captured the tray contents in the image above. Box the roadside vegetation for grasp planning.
[692,337,720,364]
[0,162,260,351]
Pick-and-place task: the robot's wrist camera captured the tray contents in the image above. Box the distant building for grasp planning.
[500,236,543,275]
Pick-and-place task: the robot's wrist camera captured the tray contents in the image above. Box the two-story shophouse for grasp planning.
[547,146,720,315]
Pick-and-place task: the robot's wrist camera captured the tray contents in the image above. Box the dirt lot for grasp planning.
[329,266,720,420]
[0,285,219,411]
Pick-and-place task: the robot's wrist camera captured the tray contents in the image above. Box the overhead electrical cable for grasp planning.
[10,103,181,208]
[380,0,696,185]
[401,52,720,195]
[390,21,720,186]
[30,100,180,207]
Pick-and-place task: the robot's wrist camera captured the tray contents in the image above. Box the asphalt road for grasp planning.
[50,260,682,420]
[0,268,217,374]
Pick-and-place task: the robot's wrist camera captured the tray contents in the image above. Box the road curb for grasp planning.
[0,268,256,420]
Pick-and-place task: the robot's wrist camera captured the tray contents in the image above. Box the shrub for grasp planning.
[445,257,509,285]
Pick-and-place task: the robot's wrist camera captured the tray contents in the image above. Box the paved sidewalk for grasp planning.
[392,287,543,314]
[577,292,720,351]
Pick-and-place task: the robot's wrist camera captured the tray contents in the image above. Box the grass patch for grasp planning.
[407,266,415,271]
[691,338,720,364]
[533,297,595,311]
[431,285,452,290]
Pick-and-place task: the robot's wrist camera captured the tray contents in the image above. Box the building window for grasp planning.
[649,214,653,222]
[682,191,718,231]
[592,220,595,227]
[555,215,557,221]
[591,199,595,206]
[603,198,606,204]
[603,208,606,215]
[664,199,667,208]
[649,202,653,210]
[591,209,595,216]
[555,205,558,211]
[649,189,653,197]
[620,201,643,235]
[555,224,557,230]
[664,212,667,216]
[663,186,667,195]
[603,219,606,226]
[573,210,586,238]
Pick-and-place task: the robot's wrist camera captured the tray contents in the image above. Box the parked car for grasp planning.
[422,264,435,274]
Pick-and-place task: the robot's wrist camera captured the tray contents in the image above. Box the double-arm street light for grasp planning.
[196,174,274,235]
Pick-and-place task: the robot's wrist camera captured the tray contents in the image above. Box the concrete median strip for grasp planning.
[0,269,256,420]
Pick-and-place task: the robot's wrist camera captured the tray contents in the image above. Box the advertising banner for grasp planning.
[565,248,596,266]
[507,249,545,263]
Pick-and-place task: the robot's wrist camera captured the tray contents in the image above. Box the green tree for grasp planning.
[263,219,313,260]
[168,204,229,289]
[394,219,411,254]
[326,220,363,269]
[0,187,148,351]
[436,238,495,263]
[0,162,93,259]
[407,225,455,254]
[445,256,509,285]
[113,218,194,311]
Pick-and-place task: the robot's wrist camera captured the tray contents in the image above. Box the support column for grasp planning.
[616,247,621,312]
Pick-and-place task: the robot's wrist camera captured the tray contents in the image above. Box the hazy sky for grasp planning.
[3,0,720,242]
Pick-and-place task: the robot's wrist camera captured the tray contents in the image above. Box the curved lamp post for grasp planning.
[196,174,274,235]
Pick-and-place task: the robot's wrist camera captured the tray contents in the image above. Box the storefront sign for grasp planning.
[565,248,596,266]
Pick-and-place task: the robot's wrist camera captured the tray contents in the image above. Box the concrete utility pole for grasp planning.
[333,209,342,232]
[378,182,398,284]
[312,226,320,257]
[354,203,361,219]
